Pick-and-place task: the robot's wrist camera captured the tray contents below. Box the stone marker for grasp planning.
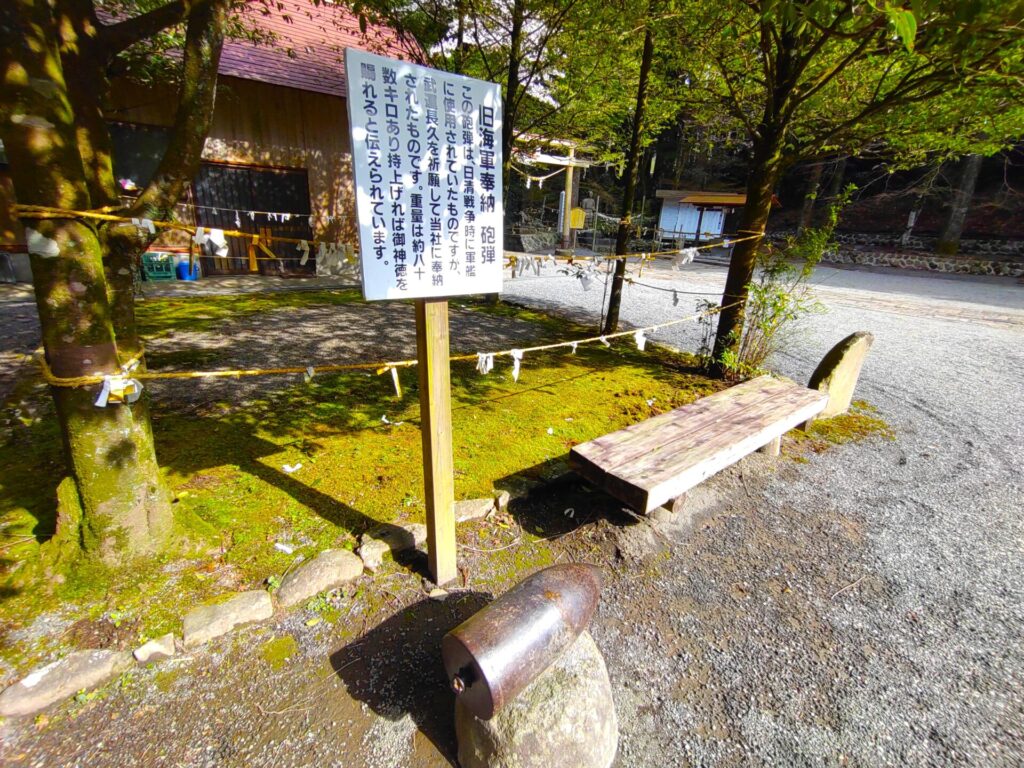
[494,490,511,512]
[182,590,274,648]
[455,631,618,768]
[358,523,427,570]
[807,331,874,419]
[277,549,363,607]
[455,498,496,523]
[133,633,177,664]
[0,650,132,717]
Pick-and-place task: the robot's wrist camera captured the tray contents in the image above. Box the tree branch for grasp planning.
[470,10,498,82]
[786,28,881,118]
[100,0,190,55]
[130,0,228,218]
[714,54,758,140]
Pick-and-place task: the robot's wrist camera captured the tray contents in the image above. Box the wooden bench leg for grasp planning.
[759,436,782,457]
[666,493,687,515]
[651,493,687,523]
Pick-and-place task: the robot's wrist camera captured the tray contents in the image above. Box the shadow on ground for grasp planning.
[495,458,643,539]
[330,593,491,764]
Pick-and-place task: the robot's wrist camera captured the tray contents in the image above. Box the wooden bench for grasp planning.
[569,375,828,516]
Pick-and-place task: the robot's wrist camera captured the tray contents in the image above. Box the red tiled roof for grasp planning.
[218,0,418,97]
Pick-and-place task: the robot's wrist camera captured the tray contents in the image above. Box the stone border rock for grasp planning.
[0,491,515,718]
[277,549,363,607]
[0,650,133,718]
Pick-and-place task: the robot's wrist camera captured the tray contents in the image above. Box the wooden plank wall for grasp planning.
[107,76,357,248]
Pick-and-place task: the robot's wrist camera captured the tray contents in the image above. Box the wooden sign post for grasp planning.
[344,50,503,587]
[415,298,457,585]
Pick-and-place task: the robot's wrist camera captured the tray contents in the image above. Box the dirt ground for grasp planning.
[0,446,847,768]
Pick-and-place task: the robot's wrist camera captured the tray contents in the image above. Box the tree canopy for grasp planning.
[650,0,1024,367]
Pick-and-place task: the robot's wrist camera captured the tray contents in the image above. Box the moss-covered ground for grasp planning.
[0,289,891,677]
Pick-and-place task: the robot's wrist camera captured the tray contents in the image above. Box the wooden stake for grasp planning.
[415,298,457,585]
[561,145,576,249]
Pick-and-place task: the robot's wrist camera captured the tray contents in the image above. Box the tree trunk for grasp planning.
[824,156,847,203]
[796,162,823,234]
[489,0,525,306]
[500,0,525,204]
[900,164,939,247]
[0,0,171,561]
[710,127,785,377]
[936,153,983,256]
[602,26,655,336]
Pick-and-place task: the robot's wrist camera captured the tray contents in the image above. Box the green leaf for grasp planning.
[892,9,918,51]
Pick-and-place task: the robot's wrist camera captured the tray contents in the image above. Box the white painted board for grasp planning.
[658,202,725,241]
[344,49,504,301]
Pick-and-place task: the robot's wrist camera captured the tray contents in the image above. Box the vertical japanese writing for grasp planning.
[405,70,424,285]
[461,84,477,278]
[479,104,497,267]
[444,81,460,276]
[382,65,405,291]
[424,75,443,287]
[347,50,502,300]
[361,65,386,267]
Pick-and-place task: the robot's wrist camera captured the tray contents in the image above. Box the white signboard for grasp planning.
[345,49,504,301]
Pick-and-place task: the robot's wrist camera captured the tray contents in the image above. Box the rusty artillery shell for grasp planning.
[441,563,602,720]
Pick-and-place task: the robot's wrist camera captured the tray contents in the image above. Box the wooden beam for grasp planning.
[247,239,258,273]
[415,298,457,585]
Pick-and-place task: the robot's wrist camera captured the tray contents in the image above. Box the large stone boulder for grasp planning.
[808,331,874,418]
[455,630,618,768]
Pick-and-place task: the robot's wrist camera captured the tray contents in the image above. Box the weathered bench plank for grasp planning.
[570,376,827,513]
[577,376,790,471]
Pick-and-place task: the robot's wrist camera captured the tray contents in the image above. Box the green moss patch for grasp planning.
[260,635,298,670]
[788,401,895,453]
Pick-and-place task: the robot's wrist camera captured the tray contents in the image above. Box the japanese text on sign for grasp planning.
[345,50,504,301]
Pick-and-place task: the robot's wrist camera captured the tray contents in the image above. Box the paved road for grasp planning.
[502,259,1024,765]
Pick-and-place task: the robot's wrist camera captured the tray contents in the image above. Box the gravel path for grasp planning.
[503,257,1024,766]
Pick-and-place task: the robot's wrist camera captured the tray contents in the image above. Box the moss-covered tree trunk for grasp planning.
[936,153,983,256]
[710,125,785,376]
[797,162,823,234]
[603,26,655,336]
[1,0,227,562]
[0,0,168,560]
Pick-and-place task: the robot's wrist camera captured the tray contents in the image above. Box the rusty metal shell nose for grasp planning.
[442,563,603,720]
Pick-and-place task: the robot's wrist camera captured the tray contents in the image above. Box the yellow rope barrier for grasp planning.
[13,204,336,248]
[16,202,750,392]
[14,203,763,260]
[504,231,764,270]
[37,302,740,389]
